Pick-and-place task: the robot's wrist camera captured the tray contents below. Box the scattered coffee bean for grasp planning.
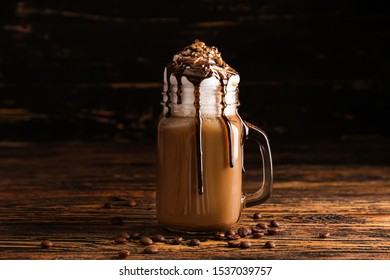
[226,234,241,240]
[318,231,330,238]
[228,240,241,248]
[118,250,130,259]
[267,228,279,235]
[40,240,53,249]
[118,232,130,239]
[144,245,158,254]
[256,223,268,229]
[152,234,165,242]
[140,237,154,246]
[251,226,264,234]
[253,212,262,219]
[253,232,265,239]
[269,220,280,227]
[128,199,137,207]
[189,239,201,246]
[265,241,276,248]
[225,229,236,236]
[110,217,124,225]
[214,232,225,240]
[238,227,252,237]
[239,241,252,249]
[114,236,127,244]
[172,237,183,245]
[102,202,113,209]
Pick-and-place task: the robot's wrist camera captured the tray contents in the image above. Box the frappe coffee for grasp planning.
[157,40,273,233]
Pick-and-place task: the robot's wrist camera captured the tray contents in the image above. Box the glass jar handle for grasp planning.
[242,121,273,208]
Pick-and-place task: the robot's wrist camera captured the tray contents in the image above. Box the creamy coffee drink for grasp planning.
[156,40,273,232]
[157,115,244,232]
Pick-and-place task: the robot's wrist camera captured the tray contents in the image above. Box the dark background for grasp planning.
[1,0,389,145]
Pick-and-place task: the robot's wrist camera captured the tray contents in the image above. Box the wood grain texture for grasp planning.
[0,141,389,260]
[1,0,389,141]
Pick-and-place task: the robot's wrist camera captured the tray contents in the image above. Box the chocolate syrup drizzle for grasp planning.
[175,74,182,104]
[193,85,204,194]
[163,40,242,195]
[219,76,235,168]
[165,68,172,117]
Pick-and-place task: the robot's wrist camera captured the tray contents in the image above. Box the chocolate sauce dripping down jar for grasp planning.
[156,40,273,233]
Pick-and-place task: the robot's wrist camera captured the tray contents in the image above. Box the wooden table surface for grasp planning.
[0,140,389,260]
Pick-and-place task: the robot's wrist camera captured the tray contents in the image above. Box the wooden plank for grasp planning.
[0,142,389,259]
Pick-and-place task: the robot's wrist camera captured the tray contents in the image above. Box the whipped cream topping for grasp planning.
[163,40,240,110]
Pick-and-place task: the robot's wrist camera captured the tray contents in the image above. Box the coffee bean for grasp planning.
[238,227,252,237]
[225,229,236,236]
[267,228,279,235]
[214,232,225,240]
[114,236,127,244]
[140,237,153,246]
[253,232,265,239]
[318,231,330,238]
[144,245,158,254]
[128,200,137,207]
[110,217,124,225]
[265,241,276,248]
[269,220,280,227]
[118,250,130,259]
[253,212,262,219]
[255,223,268,229]
[151,234,165,242]
[251,227,264,234]
[118,232,130,239]
[172,237,183,245]
[228,240,241,248]
[40,240,53,249]
[239,241,252,249]
[189,239,200,246]
[226,234,240,240]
